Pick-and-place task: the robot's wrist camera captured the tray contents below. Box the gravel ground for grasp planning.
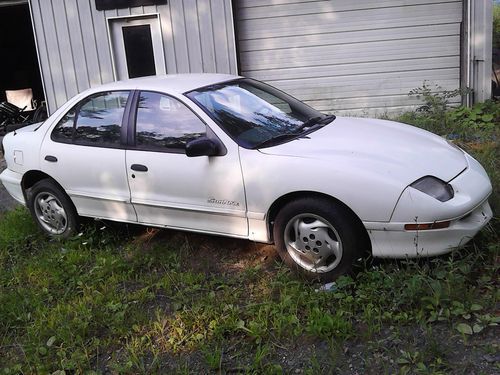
[0,137,19,213]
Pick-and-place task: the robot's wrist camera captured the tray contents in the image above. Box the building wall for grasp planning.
[236,0,464,115]
[30,0,238,114]
[470,0,493,102]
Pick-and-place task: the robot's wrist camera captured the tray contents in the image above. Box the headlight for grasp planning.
[410,176,454,202]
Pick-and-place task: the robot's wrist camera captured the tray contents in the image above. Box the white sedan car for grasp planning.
[0,74,493,281]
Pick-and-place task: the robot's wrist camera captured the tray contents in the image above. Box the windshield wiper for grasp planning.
[253,114,336,149]
[252,133,300,149]
[295,114,336,132]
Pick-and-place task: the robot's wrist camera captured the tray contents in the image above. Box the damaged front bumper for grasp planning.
[366,199,492,258]
[364,152,493,258]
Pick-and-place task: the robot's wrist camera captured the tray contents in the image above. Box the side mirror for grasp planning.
[186,137,220,157]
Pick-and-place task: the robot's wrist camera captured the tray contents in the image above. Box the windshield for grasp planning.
[186,78,333,149]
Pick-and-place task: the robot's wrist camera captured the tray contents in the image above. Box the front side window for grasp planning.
[186,79,332,149]
[135,91,206,151]
[51,91,129,147]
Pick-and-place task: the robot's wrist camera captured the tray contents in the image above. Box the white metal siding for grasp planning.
[237,0,463,115]
[30,0,238,114]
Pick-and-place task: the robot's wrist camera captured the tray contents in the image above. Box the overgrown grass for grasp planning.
[1,211,497,373]
[0,102,498,373]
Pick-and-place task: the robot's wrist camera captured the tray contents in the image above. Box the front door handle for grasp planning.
[131,164,148,172]
[44,155,57,162]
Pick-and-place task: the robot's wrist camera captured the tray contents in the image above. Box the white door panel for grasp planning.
[40,90,136,222]
[126,150,247,236]
[40,142,136,221]
[125,91,247,236]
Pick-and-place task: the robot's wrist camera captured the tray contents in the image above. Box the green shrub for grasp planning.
[408,82,469,117]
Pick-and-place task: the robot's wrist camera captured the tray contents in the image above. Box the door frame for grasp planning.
[123,89,248,237]
[106,13,166,81]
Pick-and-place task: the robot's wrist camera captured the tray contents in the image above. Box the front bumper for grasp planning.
[0,168,25,205]
[367,199,492,258]
[365,152,493,258]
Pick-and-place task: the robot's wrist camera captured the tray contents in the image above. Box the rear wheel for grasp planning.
[273,198,365,282]
[27,179,78,239]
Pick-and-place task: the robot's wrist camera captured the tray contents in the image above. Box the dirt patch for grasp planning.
[131,226,280,276]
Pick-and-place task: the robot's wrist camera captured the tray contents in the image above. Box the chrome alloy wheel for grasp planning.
[33,192,68,235]
[283,213,343,273]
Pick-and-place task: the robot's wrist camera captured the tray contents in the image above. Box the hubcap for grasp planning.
[284,213,343,273]
[33,192,68,235]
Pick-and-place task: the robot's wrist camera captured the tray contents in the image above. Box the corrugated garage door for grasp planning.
[236,0,463,115]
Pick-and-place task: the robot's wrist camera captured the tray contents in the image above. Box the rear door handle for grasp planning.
[131,164,148,172]
[44,155,57,162]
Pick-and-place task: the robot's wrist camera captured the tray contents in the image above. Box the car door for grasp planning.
[40,91,137,222]
[126,91,248,236]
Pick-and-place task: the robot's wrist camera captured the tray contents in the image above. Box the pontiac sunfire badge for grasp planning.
[208,198,240,207]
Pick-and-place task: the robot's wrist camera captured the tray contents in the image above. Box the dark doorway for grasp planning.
[122,24,156,79]
[0,3,44,104]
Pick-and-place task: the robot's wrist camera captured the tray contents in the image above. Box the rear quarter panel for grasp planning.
[2,128,43,175]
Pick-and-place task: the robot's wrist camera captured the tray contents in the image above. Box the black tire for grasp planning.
[26,179,78,239]
[273,197,366,282]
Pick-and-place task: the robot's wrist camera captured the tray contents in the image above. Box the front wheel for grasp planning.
[27,179,78,239]
[273,198,365,282]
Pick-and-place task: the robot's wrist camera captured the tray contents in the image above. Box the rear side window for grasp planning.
[51,109,76,142]
[51,91,129,147]
[135,91,206,151]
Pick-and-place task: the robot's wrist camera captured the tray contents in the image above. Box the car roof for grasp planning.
[83,73,241,95]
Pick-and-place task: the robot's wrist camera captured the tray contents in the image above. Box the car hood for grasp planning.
[258,116,467,184]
